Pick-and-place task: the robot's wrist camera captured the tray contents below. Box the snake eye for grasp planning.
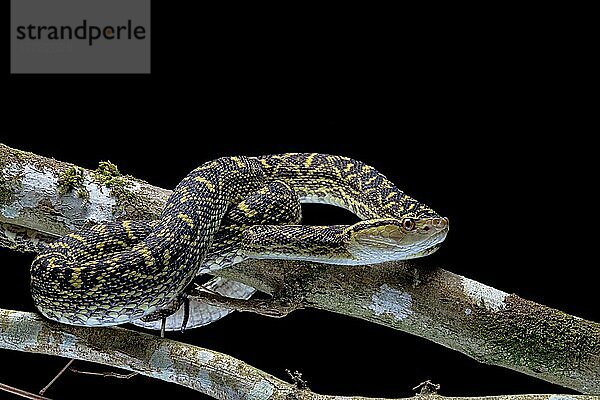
[402,218,415,231]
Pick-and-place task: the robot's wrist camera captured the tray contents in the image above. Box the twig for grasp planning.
[413,380,440,395]
[39,358,74,395]
[286,369,309,390]
[70,368,137,379]
[0,382,53,400]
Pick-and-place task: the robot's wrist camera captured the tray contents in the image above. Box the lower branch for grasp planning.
[0,309,594,400]
[0,308,297,400]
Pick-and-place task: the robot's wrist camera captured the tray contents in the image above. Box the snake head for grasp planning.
[346,217,449,263]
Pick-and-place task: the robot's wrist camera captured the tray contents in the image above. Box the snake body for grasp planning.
[31,154,448,327]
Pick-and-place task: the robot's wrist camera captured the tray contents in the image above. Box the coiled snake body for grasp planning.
[31,154,448,326]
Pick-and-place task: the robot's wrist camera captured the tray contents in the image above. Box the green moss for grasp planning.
[91,160,155,221]
[76,187,90,200]
[1,144,92,204]
[57,166,88,199]
[94,160,121,185]
[472,294,600,374]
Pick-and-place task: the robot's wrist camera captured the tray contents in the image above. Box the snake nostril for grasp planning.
[432,218,447,229]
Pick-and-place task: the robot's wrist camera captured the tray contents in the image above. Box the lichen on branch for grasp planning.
[1,309,597,400]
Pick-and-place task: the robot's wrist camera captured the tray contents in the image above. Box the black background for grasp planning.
[2,3,596,399]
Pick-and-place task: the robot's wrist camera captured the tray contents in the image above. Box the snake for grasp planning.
[31,153,449,327]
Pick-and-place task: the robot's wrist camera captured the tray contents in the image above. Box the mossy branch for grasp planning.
[1,143,599,395]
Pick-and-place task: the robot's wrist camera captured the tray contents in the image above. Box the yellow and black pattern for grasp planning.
[201,180,302,270]
[32,156,266,326]
[256,154,438,219]
[31,153,448,327]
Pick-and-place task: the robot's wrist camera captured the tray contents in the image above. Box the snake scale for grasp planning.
[31,153,448,327]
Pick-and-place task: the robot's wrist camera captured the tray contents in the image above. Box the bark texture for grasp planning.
[1,309,597,400]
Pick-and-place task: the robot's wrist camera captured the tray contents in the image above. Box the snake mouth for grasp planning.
[355,227,447,251]
[348,218,449,263]
[412,227,448,256]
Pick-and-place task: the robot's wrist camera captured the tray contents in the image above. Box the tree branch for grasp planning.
[0,309,596,400]
[0,309,299,399]
[1,143,599,394]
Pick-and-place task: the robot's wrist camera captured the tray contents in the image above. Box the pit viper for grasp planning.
[31,153,448,327]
